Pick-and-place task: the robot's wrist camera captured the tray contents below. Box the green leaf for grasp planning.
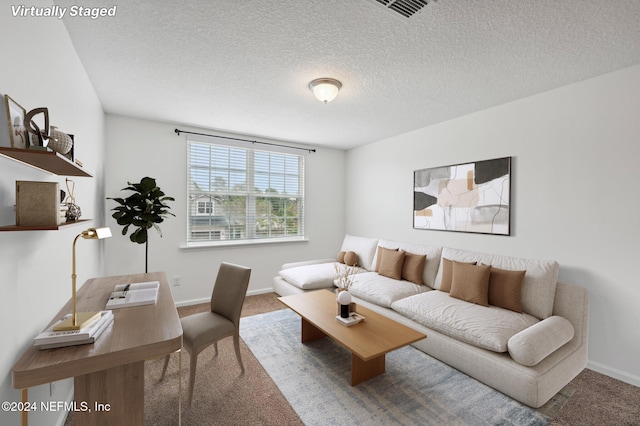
[130,228,148,244]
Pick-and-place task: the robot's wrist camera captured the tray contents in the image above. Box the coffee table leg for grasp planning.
[351,353,385,386]
[301,317,326,343]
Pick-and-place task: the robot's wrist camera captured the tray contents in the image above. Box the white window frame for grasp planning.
[186,135,305,247]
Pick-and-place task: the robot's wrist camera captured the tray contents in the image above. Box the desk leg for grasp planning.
[74,361,144,426]
[21,388,28,426]
[178,349,182,426]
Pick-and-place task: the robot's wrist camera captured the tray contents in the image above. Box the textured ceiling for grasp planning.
[57,0,640,149]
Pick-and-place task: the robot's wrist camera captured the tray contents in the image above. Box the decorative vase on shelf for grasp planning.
[48,126,73,155]
[64,179,81,222]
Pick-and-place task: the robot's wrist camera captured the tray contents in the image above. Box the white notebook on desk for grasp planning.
[105,281,160,309]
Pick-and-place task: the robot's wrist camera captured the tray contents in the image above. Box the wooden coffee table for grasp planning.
[278,290,426,385]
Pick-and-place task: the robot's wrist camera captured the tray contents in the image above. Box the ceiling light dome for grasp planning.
[309,78,342,103]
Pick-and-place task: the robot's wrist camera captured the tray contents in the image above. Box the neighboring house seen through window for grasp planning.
[187,136,305,244]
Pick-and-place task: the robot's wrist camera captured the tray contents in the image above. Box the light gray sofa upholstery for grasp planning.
[272,235,589,408]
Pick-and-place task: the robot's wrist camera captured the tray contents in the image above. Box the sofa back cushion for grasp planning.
[372,239,442,287]
[339,234,379,271]
[434,247,559,319]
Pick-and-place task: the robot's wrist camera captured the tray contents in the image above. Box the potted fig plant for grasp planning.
[108,177,175,273]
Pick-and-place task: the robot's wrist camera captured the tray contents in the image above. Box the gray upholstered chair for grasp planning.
[161,262,251,406]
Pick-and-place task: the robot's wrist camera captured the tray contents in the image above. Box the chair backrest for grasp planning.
[210,262,252,326]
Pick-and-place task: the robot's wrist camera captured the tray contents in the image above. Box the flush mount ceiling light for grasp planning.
[309,78,342,103]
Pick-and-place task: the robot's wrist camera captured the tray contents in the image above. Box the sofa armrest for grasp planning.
[507,315,575,366]
[281,258,337,270]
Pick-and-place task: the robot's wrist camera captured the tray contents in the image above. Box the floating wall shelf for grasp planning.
[0,147,91,177]
[0,219,91,232]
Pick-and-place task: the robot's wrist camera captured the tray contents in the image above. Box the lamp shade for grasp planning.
[337,290,352,305]
[83,227,112,240]
[309,78,342,103]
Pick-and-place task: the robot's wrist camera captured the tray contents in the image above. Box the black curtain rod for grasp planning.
[174,128,316,153]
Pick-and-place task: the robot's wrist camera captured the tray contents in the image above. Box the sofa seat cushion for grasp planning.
[391,291,539,352]
[348,272,430,308]
[279,262,364,290]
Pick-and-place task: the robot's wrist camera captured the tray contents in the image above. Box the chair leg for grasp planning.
[233,332,244,374]
[160,354,171,380]
[214,341,218,356]
[187,350,198,406]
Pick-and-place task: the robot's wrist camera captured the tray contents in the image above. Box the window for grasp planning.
[187,137,305,244]
[196,201,212,215]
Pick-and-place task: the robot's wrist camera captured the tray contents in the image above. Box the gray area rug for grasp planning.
[240,309,552,426]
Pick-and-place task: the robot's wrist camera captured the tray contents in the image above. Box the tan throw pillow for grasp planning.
[440,258,477,292]
[378,249,405,280]
[402,252,426,285]
[449,262,491,306]
[375,246,398,272]
[344,251,359,267]
[488,266,525,313]
[337,251,346,264]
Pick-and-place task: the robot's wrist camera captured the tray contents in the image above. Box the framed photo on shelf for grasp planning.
[4,95,29,149]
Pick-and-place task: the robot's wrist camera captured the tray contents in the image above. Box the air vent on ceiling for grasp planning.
[371,0,431,19]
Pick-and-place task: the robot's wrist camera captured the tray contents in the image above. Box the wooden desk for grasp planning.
[12,272,182,426]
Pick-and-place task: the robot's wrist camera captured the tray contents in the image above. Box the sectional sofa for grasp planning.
[272,235,589,408]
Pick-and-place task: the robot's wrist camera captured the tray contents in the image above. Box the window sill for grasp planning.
[180,237,308,250]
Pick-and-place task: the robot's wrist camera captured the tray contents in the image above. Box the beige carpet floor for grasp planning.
[65,292,640,425]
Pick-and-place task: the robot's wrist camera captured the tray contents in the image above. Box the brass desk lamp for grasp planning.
[53,227,112,331]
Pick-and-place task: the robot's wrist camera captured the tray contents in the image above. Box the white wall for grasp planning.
[103,115,346,304]
[2,11,636,425]
[0,6,106,426]
[345,64,640,386]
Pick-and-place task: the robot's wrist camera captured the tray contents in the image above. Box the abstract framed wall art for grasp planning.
[413,157,511,235]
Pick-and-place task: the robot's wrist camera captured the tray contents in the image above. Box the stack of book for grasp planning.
[59,203,68,224]
[33,310,114,350]
[335,312,365,327]
[105,281,160,309]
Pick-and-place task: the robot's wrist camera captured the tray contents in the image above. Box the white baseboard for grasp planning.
[247,287,276,297]
[174,287,275,308]
[57,387,74,426]
[587,360,640,387]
